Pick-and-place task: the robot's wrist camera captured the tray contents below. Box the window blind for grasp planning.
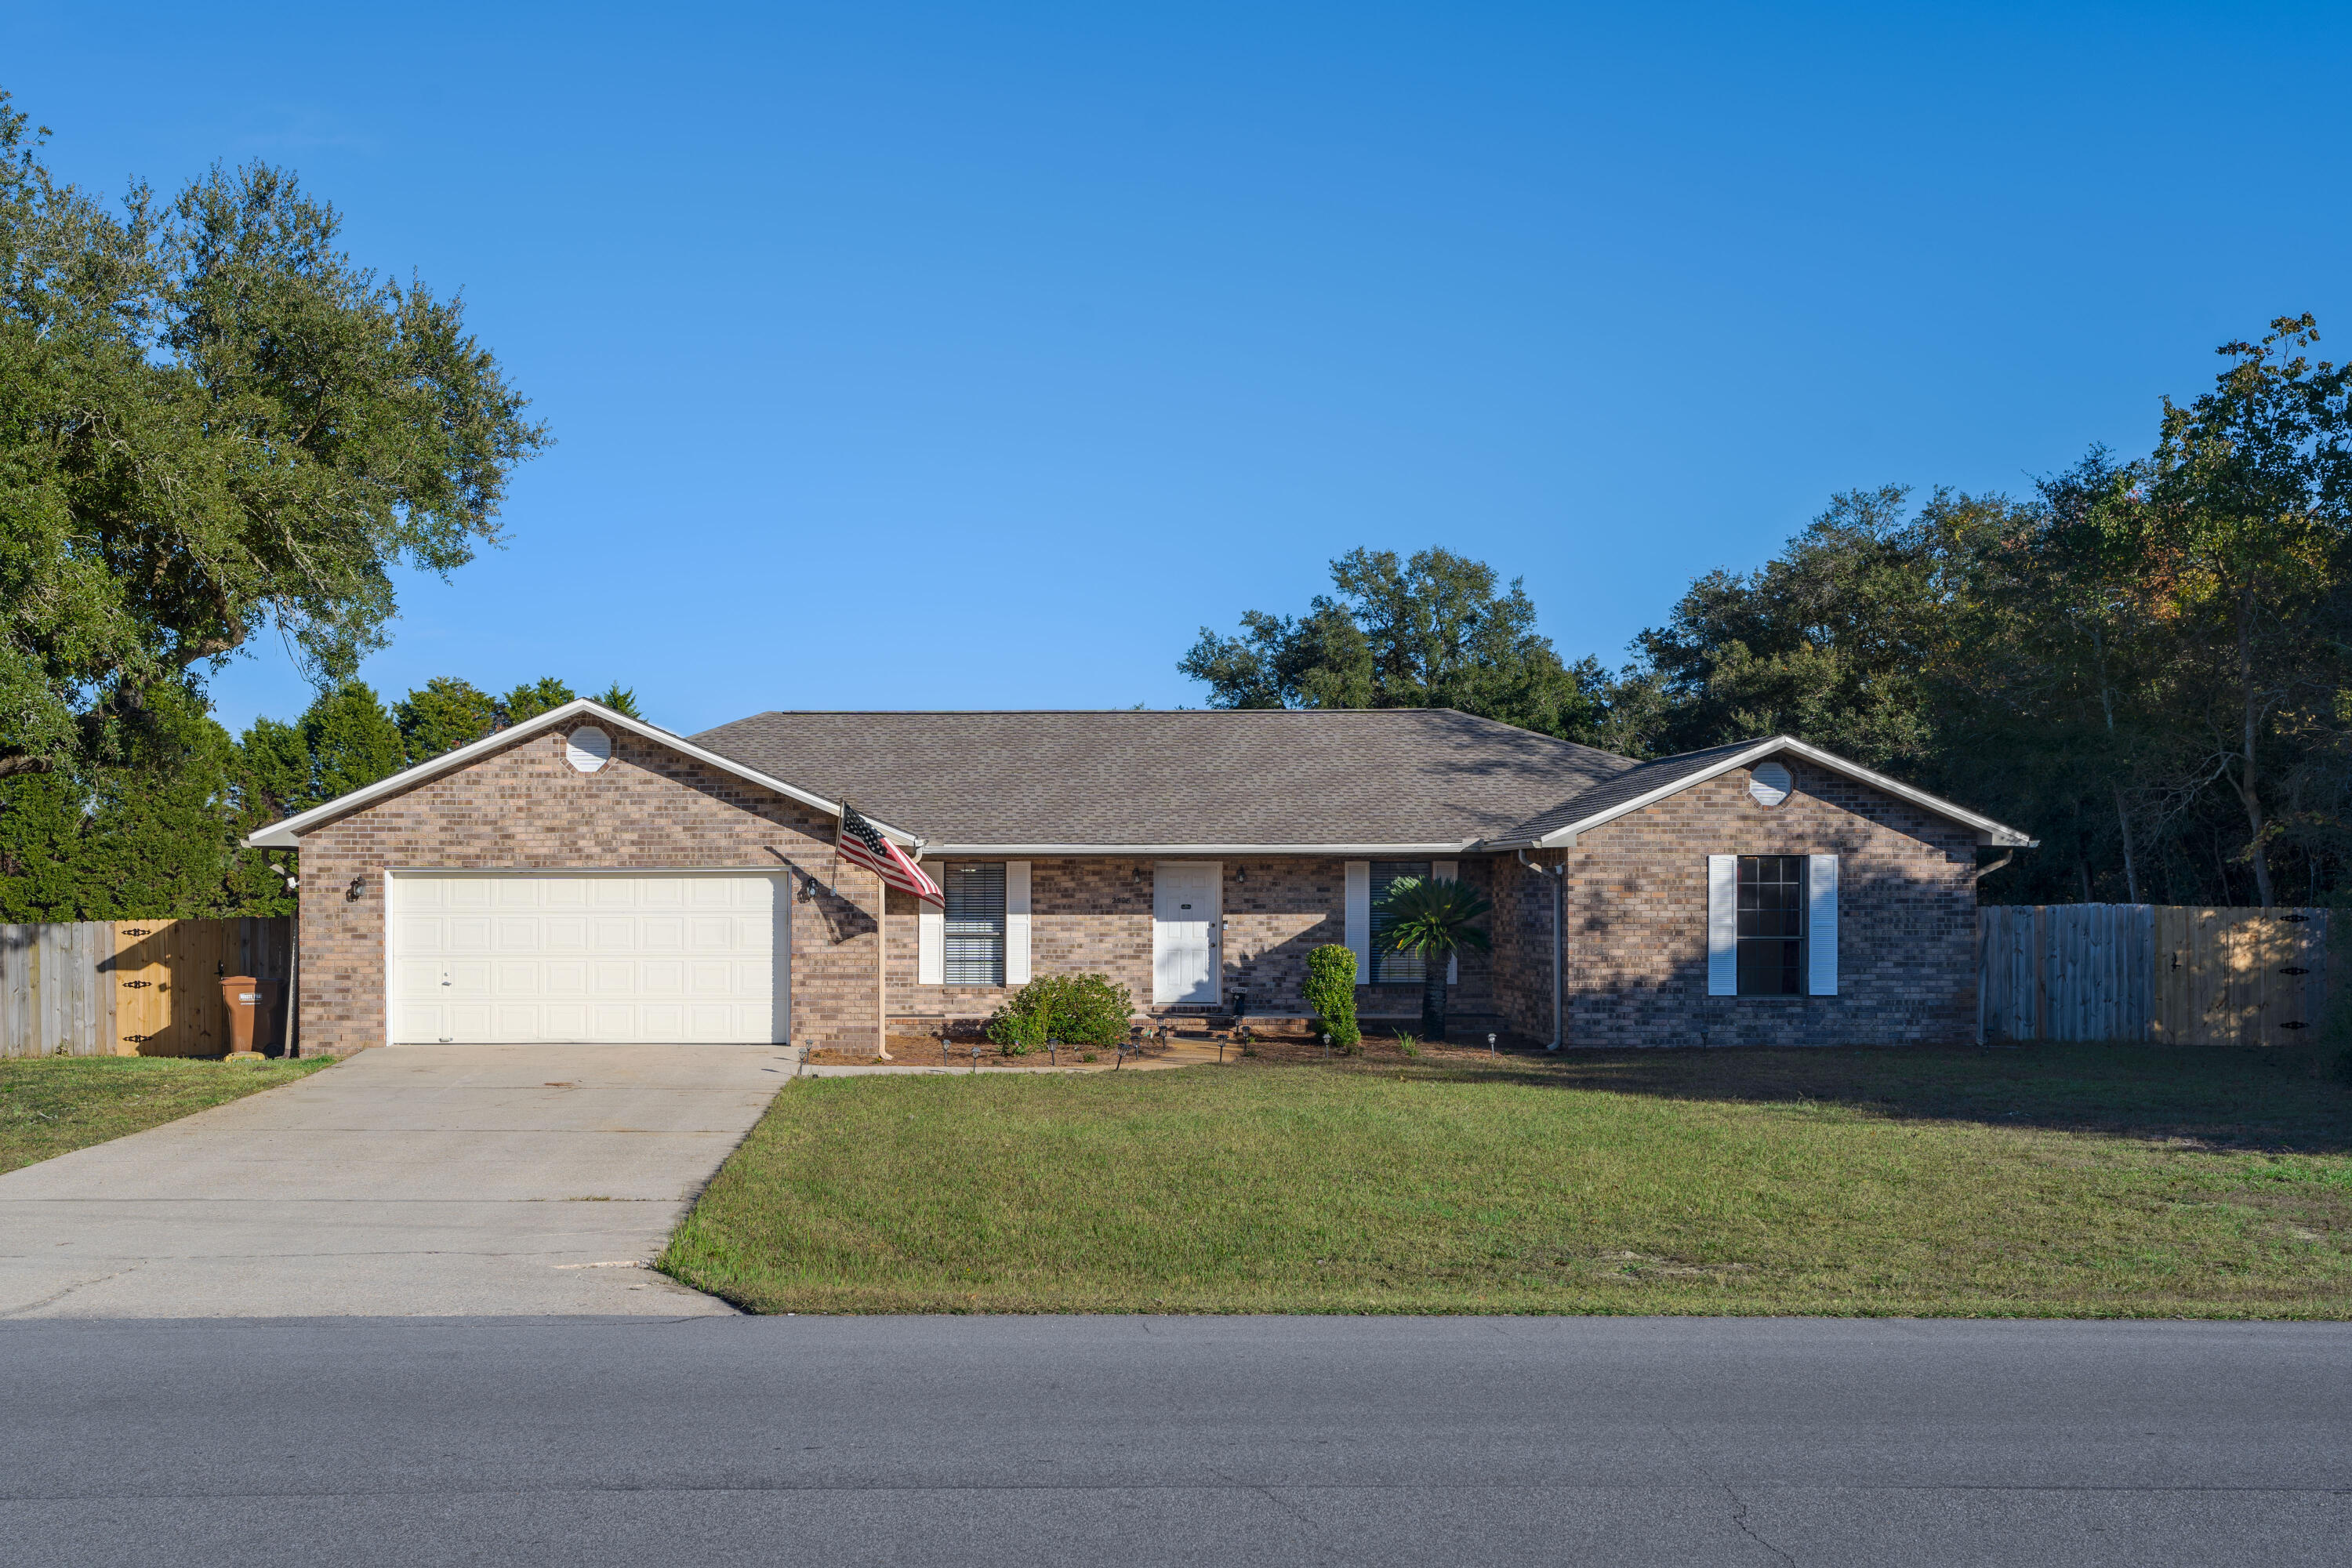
[1368,860,1431,984]
[943,862,1006,986]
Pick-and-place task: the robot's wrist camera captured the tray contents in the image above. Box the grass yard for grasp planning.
[660,1040,2352,1316]
[0,1055,332,1175]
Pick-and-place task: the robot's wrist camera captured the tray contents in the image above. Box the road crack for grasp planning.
[1722,1483,1795,1566]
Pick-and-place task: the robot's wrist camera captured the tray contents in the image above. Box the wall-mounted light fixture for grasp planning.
[345,876,366,902]
[1234,865,1247,882]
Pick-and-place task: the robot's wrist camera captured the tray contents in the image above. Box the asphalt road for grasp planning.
[4,1316,2347,1566]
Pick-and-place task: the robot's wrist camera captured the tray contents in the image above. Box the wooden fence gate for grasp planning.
[1978,904,2329,1046]
[0,917,292,1058]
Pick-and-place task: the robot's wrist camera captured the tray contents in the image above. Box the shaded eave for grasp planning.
[916,841,1480,859]
[1480,735,2038,851]
[241,699,924,851]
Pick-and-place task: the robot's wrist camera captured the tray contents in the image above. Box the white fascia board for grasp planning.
[1522,736,2037,850]
[918,842,1479,858]
[242,699,924,851]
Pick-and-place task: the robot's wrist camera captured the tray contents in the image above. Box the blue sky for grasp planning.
[14,2,2350,737]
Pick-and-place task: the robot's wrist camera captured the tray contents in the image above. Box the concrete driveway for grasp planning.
[0,1044,797,1318]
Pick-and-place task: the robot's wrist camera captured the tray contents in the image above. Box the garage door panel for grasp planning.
[390,873,786,1044]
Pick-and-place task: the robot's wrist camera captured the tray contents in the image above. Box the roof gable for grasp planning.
[1488,735,2035,849]
[242,699,920,850]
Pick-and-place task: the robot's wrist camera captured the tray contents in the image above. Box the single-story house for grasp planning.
[245,701,2034,1054]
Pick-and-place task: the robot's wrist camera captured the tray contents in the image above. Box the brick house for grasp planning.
[245,701,2032,1056]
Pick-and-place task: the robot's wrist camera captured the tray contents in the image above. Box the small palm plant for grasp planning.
[1373,877,1492,1041]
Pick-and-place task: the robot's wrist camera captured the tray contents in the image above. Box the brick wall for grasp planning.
[293,724,880,1055]
[1561,761,1978,1047]
[885,856,1497,1023]
[1488,848,1563,1042]
[291,730,1972,1056]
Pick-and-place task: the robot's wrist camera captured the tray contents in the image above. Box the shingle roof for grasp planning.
[690,710,1638,847]
[1493,740,1763,844]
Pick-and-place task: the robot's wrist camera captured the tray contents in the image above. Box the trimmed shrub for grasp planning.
[985,972,1134,1053]
[1304,943,1361,1047]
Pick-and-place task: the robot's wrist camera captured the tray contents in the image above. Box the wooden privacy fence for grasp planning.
[1979,904,2330,1046]
[0,918,292,1058]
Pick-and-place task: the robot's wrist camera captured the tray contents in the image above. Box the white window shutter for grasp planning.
[916,864,943,986]
[1344,860,1371,985]
[1707,855,1737,996]
[1808,854,1838,996]
[1004,862,1033,985]
[1433,859,1460,985]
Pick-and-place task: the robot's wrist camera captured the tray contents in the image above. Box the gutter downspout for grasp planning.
[1519,849,1565,1051]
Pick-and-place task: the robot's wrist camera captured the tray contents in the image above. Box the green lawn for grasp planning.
[660,1041,2352,1316]
[0,1055,332,1174]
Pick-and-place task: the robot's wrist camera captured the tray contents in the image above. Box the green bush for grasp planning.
[985,972,1135,1053]
[1304,944,1361,1047]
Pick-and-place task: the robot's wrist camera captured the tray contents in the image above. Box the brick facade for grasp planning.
[292,728,1975,1055]
[1555,761,1977,1047]
[292,724,881,1057]
[885,857,1495,1024]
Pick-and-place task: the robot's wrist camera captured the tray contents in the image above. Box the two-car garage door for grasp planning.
[389,873,789,1044]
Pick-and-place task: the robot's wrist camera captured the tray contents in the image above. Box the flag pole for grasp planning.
[875,856,892,1062]
[843,797,892,1062]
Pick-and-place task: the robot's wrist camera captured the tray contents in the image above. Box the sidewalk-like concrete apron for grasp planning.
[0,1044,797,1319]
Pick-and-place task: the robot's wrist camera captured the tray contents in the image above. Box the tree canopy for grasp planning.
[1176,317,2352,908]
[0,669,645,920]
[1179,546,1605,739]
[0,91,547,781]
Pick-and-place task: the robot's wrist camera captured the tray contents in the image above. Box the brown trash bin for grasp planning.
[220,975,282,1059]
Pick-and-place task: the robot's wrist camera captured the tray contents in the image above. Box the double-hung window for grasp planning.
[1367,860,1430,983]
[1735,855,1806,996]
[942,862,1006,985]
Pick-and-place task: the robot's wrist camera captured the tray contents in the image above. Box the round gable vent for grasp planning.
[565,725,612,773]
[1748,759,1791,808]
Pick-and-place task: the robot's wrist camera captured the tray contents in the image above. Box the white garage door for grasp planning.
[389,873,789,1044]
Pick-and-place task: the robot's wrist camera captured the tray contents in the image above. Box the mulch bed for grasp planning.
[804,1019,1549,1069]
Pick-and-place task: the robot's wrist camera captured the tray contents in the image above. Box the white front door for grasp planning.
[388,873,789,1044]
[1152,861,1221,1005]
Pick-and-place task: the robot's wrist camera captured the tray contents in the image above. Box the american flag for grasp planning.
[837,802,942,905]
